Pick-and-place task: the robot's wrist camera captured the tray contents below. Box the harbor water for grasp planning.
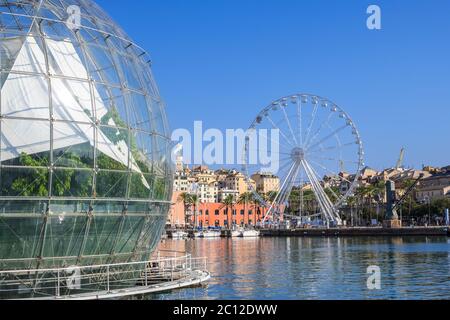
[151,237,450,300]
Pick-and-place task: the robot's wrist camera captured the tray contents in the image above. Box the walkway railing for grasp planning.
[0,252,209,300]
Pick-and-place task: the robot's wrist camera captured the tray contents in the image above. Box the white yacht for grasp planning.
[169,230,188,239]
[200,230,222,238]
[231,227,260,238]
[239,229,260,238]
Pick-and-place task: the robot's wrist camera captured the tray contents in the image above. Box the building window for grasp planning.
[199,210,203,216]
[248,210,253,215]
[224,209,228,216]
[205,210,209,216]
[215,210,220,216]
[232,209,237,216]
[240,210,245,216]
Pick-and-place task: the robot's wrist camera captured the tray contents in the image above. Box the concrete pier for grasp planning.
[261,227,449,237]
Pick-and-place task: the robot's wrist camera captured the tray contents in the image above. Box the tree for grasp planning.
[346,196,357,226]
[220,194,236,230]
[178,192,193,227]
[190,194,199,228]
[237,192,253,226]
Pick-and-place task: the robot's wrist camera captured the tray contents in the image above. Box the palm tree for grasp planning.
[254,191,265,225]
[220,194,236,230]
[346,196,357,226]
[237,192,253,226]
[191,193,199,229]
[354,186,368,225]
[178,192,193,227]
[372,181,386,223]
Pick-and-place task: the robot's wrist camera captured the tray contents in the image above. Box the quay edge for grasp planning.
[260,227,450,237]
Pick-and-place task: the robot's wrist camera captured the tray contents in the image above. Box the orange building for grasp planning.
[192,202,267,228]
[168,191,186,228]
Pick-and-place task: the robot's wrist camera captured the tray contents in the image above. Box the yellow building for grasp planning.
[251,172,280,194]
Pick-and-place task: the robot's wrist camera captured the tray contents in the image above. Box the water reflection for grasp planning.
[153,237,450,300]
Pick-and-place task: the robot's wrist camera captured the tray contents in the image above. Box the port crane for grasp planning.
[386,173,424,220]
[395,147,405,169]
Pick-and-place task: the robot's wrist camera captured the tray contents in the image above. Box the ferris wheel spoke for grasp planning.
[301,160,334,223]
[303,160,341,224]
[304,111,335,149]
[307,158,353,184]
[297,101,303,148]
[303,102,319,148]
[257,130,286,150]
[275,159,298,177]
[307,160,341,203]
[306,124,348,152]
[281,106,299,146]
[308,141,357,155]
[266,115,295,148]
[308,155,359,165]
[263,161,298,222]
[299,165,305,218]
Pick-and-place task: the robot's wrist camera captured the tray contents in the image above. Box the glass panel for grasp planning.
[83,215,123,257]
[0,36,25,77]
[153,175,168,201]
[1,73,49,120]
[114,54,142,90]
[127,91,151,132]
[42,209,90,260]
[95,84,128,127]
[85,43,120,85]
[131,130,153,173]
[148,97,167,135]
[51,78,94,121]
[46,39,88,79]
[97,126,131,170]
[129,173,152,199]
[0,216,44,260]
[1,118,50,165]
[53,122,94,168]
[114,216,145,254]
[95,169,128,199]
[10,36,47,74]
[0,166,49,197]
[52,168,93,198]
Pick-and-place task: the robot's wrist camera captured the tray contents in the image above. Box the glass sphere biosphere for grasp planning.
[0,0,173,281]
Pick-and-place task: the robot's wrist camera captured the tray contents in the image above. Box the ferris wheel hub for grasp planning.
[291,147,306,162]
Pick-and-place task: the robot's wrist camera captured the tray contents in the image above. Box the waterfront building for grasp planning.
[174,171,190,192]
[0,0,172,298]
[168,191,187,228]
[198,181,219,203]
[218,189,240,202]
[251,172,281,194]
[195,203,267,228]
[358,167,379,185]
[225,171,255,195]
[416,168,450,202]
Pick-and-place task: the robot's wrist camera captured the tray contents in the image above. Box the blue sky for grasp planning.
[97,0,450,170]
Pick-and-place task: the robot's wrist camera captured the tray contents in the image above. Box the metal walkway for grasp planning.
[0,252,210,300]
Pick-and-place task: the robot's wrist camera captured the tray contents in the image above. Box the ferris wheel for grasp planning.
[242,93,364,226]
